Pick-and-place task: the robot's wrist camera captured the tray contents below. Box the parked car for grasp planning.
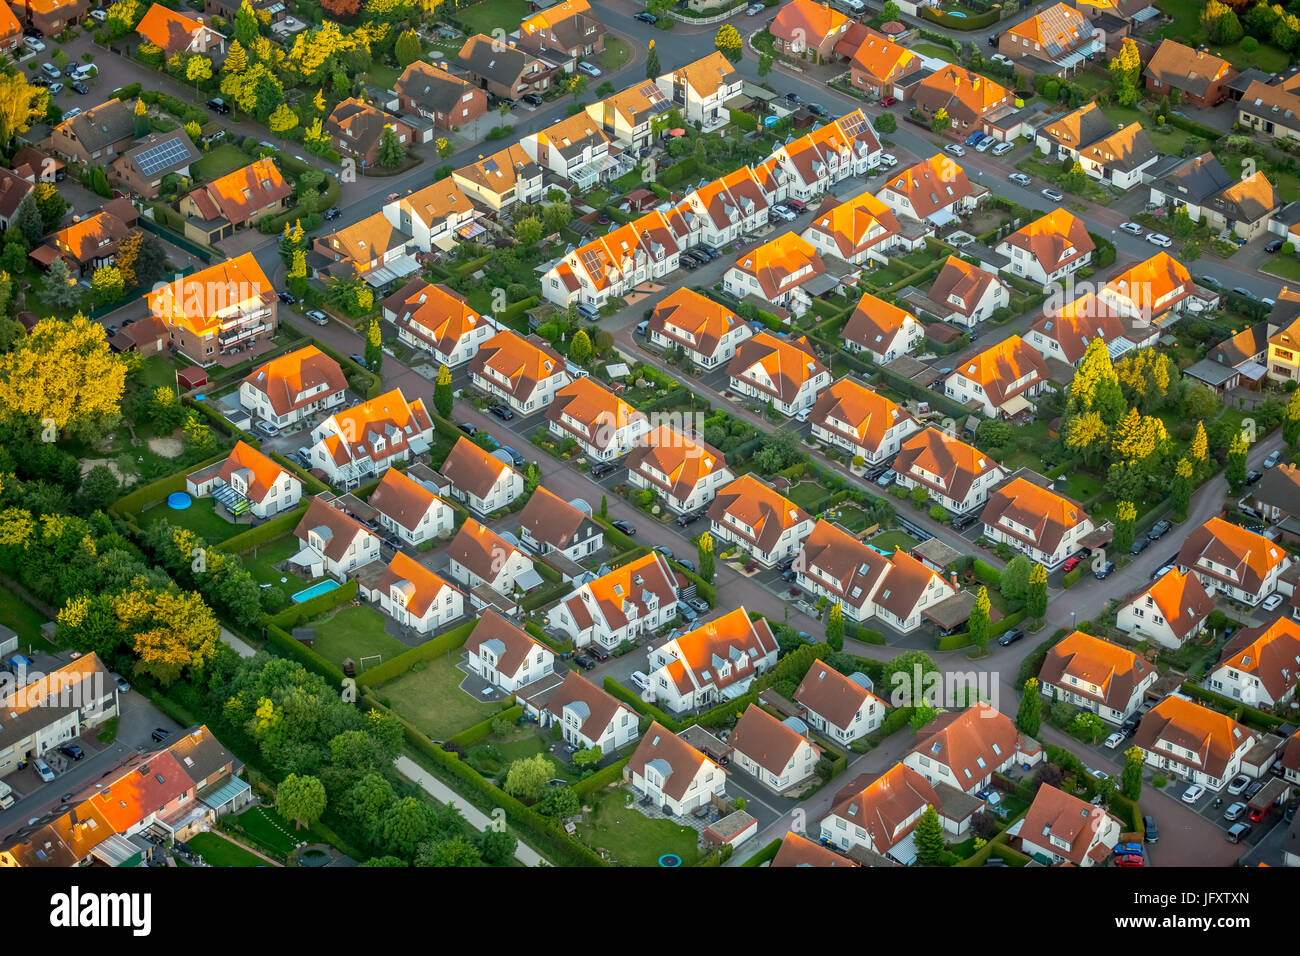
[676,510,703,527]
[875,469,897,488]
[456,422,477,436]
[879,152,899,168]
[784,92,803,106]
[521,93,544,107]
[586,644,610,662]
[990,53,1014,67]
[1265,450,1282,468]
[1147,519,1172,540]
[653,545,674,560]
[1008,172,1032,186]
[944,143,966,157]
[90,8,107,20]
[952,512,978,531]
[1041,187,1064,202]
[1227,774,1251,795]
[784,199,806,212]
[206,97,230,114]
[680,254,700,270]
[634,10,658,23]
[1245,469,1263,486]
[499,445,525,468]
[1113,853,1144,867]
[40,61,60,78]
[488,404,514,421]
[22,36,45,52]
[1147,233,1172,247]
[151,727,171,743]
[1244,780,1265,800]
[997,628,1024,647]
[589,461,616,479]
[59,744,84,761]
[746,2,765,12]
[630,670,650,690]
[254,420,279,438]
[1226,822,1252,843]
[1263,592,1285,612]
[34,757,55,782]
[678,602,698,623]
[1130,536,1150,555]
[1120,221,1143,236]
[277,291,296,305]
[1084,766,1110,781]
[295,447,312,468]
[576,303,600,321]
[47,82,63,95]
[1224,801,1248,821]
[1266,238,1285,253]
[573,651,595,671]
[879,96,899,107]
[1094,560,1116,580]
[109,671,130,693]
[1143,816,1158,843]
[974,134,994,152]
[688,597,709,614]
[1062,556,1082,572]
[1248,804,1269,822]
[1113,842,1143,857]
[323,206,341,221]
[70,81,89,95]
[577,60,602,77]
[991,141,1015,156]
[771,204,797,222]
[611,520,636,535]
[306,310,329,326]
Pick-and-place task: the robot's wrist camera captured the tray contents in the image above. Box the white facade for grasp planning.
[468,640,554,694]
[449,548,534,595]
[366,577,464,635]
[238,378,346,430]
[628,755,725,816]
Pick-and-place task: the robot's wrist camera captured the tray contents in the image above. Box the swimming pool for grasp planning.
[292,580,341,603]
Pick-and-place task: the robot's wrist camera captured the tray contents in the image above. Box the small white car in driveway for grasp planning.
[577,61,602,77]
[1181,783,1205,804]
[879,153,898,168]
[1104,731,1126,749]
[1263,593,1285,612]
[991,141,1015,156]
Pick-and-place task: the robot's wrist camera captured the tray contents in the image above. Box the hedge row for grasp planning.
[219,503,308,555]
[265,579,358,629]
[308,335,383,399]
[572,756,630,797]
[357,617,480,687]
[265,623,346,685]
[110,453,227,518]
[184,396,261,447]
[268,450,330,495]
[972,560,1001,587]
[602,676,683,731]
[675,564,717,607]
[525,620,573,655]
[1062,566,1084,589]
[448,704,523,748]
[741,838,783,867]
[1177,681,1289,730]
[521,579,573,612]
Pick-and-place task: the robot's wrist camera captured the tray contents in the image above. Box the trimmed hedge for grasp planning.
[1062,567,1084,589]
[742,838,783,867]
[265,579,358,629]
[448,704,523,748]
[268,451,330,495]
[110,452,228,518]
[265,623,346,684]
[972,560,1001,586]
[602,676,682,731]
[572,756,630,797]
[219,504,308,555]
[525,620,573,655]
[358,617,479,687]
[184,396,260,446]
[1177,681,1289,730]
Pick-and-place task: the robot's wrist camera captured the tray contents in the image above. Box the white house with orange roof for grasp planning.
[293,497,382,580]
[796,660,887,744]
[368,467,454,547]
[1018,784,1121,867]
[381,279,494,367]
[308,388,434,489]
[723,233,826,318]
[727,331,832,416]
[1176,516,1292,607]
[893,427,1007,516]
[136,3,224,57]
[546,551,680,648]
[468,329,572,416]
[944,334,1050,419]
[1116,567,1215,649]
[647,607,779,712]
[382,176,479,253]
[995,208,1094,289]
[818,763,973,863]
[547,377,650,461]
[520,110,617,190]
[772,111,883,201]
[451,143,544,213]
[809,376,919,466]
[186,441,302,519]
[447,519,535,596]
[145,253,276,365]
[841,290,924,364]
[465,609,555,693]
[1038,631,1158,725]
[1207,617,1300,707]
[876,154,984,228]
[905,703,1042,795]
[655,51,742,132]
[794,519,957,629]
[1133,695,1257,790]
[438,436,525,515]
[360,551,464,634]
[919,256,1010,329]
[646,288,753,370]
[627,722,726,815]
[542,209,682,307]
[1098,251,1217,324]
[239,345,348,430]
[583,81,673,153]
[686,166,772,247]
[626,426,734,515]
[769,0,850,60]
[1027,292,1159,368]
[981,476,1094,570]
[729,703,821,792]
[708,474,815,567]
[803,189,905,267]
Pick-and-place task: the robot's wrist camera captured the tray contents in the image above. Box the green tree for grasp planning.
[186,56,213,100]
[536,784,580,817]
[646,40,660,78]
[477,829,517,865]
[276,773,326,829]
[914,806,946,865]
[1226,432,1248,492]
[516,217,543,246]
[268,102,298,134]
[0,71,49,148]
[182,410,217,458]
[34,182,70,235]
[930,107,950,133]
[1191,420,1208,463]
[1017,678,1042,736]
[1202,0,1244,43]
[223,38,248,74]
[1171,457,1194,514]
[234,0,260,47]
[826,602,844,651]
[377,126,406,168]
[503,753,553,802]
[758,53,773,77]
[365,317,383,373]
[569,328,593,364]
[1027,562,1047,619]
[1000,554,1031,603]
[969,586,990,648]
[1068,337,1125,423]
[697,530,715,583]
[1284,389,1300,448]
[874,111,897,134]
[1113,499,1136,554]
[434,364,452,418]
[15,193,44,247]
[90,266,126,308]
[1121,745,1143,800]
[417,836,481,866]
[714,23,743,62]
[39,257,81,310]
[395,28,422,67]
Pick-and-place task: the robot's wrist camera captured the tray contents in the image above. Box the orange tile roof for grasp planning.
[466,608,549,675]
[210,440,291,505]
[88,751,191,833]
[953,334,1048,406]
[1134,695,1254,781]
[648,288,744,358]
[628,722,719,801]
[883,154,977,220]
[928,256,1006,319]
[243,346,346,418]
[842,289,917,354]
[729,702,818,777]
[1037,102,1114,151]
[1215,617,1300,702]
[136,3,211,53]
[781,111,881,185]
[708,474,811,555]
[795,659,885,730]
[727,331,829,406]
[386,280,484,355]
[448,518,523,583]
[1004,2,1091,55]
[1178,516,1290,596]
[453,143,539,200]
[398,177,474,228]
[145,252,273,337]
[981,476,1089,555]
[369,467,444,533]
[810,376,912,452]
[1145,39,1234,100]
[186,157,290,226]
[548,377,645,446]
[1039,630,1152,713]
[468,329,567,403]
[911,702,1025,787]
[321,211,406,270]
[1102,252,1192,319]
[49,209,131,265]
[771,0,849,44]
[691,165,769,231]
[668,607,778,693]
[894,427,1002,505]
[772,831,858,867]
[320,388,433,470]
[666,51,740,98]
[1129,567,1215,642]
[296,497,374,561]
[828,762,939,852]
[563,551,678,634]
[850,33,915,82]
[914,65,1010,122]
[377,550,456,618]
[1021,783,1117,866]
[808,190,900,260]
[521,0,592,32]
[439,435,521,499]
[625,425,729,503]
[1001,208,1094,274]
[0,2,18,39]
[1033,292,1132,365]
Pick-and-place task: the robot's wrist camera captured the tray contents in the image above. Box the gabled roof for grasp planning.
[661,51,740,99]
[999,208,1094,272]
[729,703,816,776]
[807,190,901,260]
[1004,2,1092,58]
[548,377,645,447]
[118,129,201,180]
[628,722,719,800]
[691,165,769,231]
[516,486,599,551]
[57,99,134,153]
[1123,567,1214,642]
[797,518,891,611]
[708,474,811,555]
[927,256,1007,318]
[1032,292,1134,365]
[544,671,633,741]
[913,65,1010,122]
[648,287,745,358]
[727,331,829,404]
[456,33,543,85]
[531,110,609,160]
[1254,462,1300,517]
[382,278,483,355]
[1022,783,1116,865]
[1153,152,1233,205]
[842,289,917,354]
[809,376,914,453]
[145,253,273,337]
[1039,631,1152,713]
[1037,102,1114,152]
[326,98,408,155]
[1205,171,1279,226]
[468,328,568,403]
[195,440,293,505]
[894,427,1003,504]
[662,607,778,696]
[563,551,678,635]
[850,32,916,82]
[1134,695,1255,780]
[827,762,939,852]
[1144,39,1234,99]
[369,467,445,533]
[295,497,374,562]
[780,110,882,184]
[981,476,1089,555]
[317,388,432,470]
[396,60,476,114]
[376,550,456,618]
[795,659,884,729]
[882,154,977,220]
[439,436,521,499]
[771,0,849,44]
[772,831,858,867]
[243,346,346,418]
[911,702,1024,787]
[48,208,132,265]
[453,143,541,199]
[1177,516,1289,595]
[186,157,291,225]
[1100,251,1192,320]
[951,334,1048,407]
[448,519,525,582]
[625,425,730,503]
[398,176,475,228]
[466,608,550,676]
[320,211,408,267]
[1215,617,1300,702]
[136,3,217,53]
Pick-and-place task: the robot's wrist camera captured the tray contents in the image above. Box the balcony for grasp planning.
[220,323,270,347]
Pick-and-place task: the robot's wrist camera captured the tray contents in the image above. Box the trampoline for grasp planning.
[167,492,193,510]
[658,853,682,867]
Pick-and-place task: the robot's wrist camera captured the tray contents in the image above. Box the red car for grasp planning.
[880,96,899,107]
[1249,806,1268,823]
[1062,556,1082,572]
[1113,854,1144,868]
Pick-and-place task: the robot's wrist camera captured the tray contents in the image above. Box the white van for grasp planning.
[631,670,650,691]
[33,757,55,783]
[842,0,866,12]
[0,780,15,809]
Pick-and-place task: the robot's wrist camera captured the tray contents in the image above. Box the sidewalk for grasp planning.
[394,755,549,866]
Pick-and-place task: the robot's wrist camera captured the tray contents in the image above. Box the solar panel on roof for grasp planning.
[135,137,192,178]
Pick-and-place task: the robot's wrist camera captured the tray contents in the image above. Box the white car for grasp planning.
[1041,187,1064,202]
[1008,172,1032,186]
[90,7,107,20]
[1263,593,1285,612]
[794,407,811,423]
[1264,450,1282,468]
[1120,221,1143,235]
[944,143,965,157]
[975,134,994,152]
[991,141,1015,156]
[1226,774,1250,795]
[63,107,82,119]
[746,2,765,12]
[991,53,1013,66]
[40,61,60,79]
[1181,783,1205,804]
[577,60,602,77]
[23,36,45,52]
[1104,731,1126,749]
[771,205,797,222]
[879,153,898,168]
[34,757,55,782]
[1084,766,1110,781]
[1147,233,1172,247]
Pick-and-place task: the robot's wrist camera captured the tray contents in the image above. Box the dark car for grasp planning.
[151,728,171,743]
[634,10,657,22]
[522,93,544,107]
[59,744,84,760]
[1147,519,1172,540]
[1142,815,1158,842]
[488,404,514,421]
[611,519,636,535]
[678,558,696,573]
[784,91,803,105]
[997,628,1024,647]
[675,511,703,527]
[952,512,978,531]
[499,445,526,468]
[781,567,798,582]
[1245,469,1263,486]
[879,95,899,107]
[70,81,89,95]
[324,206,342,221]
[586,644,610,662]
[1244,780,1266,800]
[1231,286,1255,300]
[277,291,296,304]
[679,255,700,270]
[1196,274,1222,290]
[457,421,477,436]
[572,652,595,671]
[30,75,49,87]
[1285,801,1298,824]
[1094,561,1116,580]
[590,461,616,478]
[350,353,367,367]
[1266,238,1285,254]
[784,198,807,212]
[1130,536,1151,555]
[806,103,829,118]
[206,97,230,114]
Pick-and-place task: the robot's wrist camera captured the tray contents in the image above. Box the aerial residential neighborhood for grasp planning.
[0,0,1295,905]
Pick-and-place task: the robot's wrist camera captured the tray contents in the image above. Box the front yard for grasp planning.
[192,144,255,183]
[575,787,702,867]
[310,605,408,670]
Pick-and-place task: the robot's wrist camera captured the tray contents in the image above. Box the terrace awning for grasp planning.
[1000,394,1033,418]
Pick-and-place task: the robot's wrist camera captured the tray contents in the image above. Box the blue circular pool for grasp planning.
[167,492,193,510]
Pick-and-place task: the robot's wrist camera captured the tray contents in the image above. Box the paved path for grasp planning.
[219,627,256,659]
[393,755,548,866]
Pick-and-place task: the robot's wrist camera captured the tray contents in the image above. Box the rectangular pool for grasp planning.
[291,580,341,604]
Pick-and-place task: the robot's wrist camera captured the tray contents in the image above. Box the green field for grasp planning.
[787,480,832,512]
[868,529,920,553]
[310,605,407,670]
[379,655,501,740]
[454,0,531,35]
[0,585,53,652]
[189,832,267,867]
[142,497,243,544]
[193,144,253,183]
[601,37,632,73]
[227,805,322,859]
[575,788,702,867]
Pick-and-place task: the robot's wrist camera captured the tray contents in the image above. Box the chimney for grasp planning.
[950,571,958,587]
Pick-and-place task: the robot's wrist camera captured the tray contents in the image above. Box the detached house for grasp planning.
[383,177,478,254]
[516,487,603,562]
[516,0,605,71]
[548,377,649,462]
[395,60,487,131]
[1098,251,1215,324]
[803,190,904,267]
[49,98,134,166]
[308,389,434,489]
[451,144,544,213]
[360,551,463,635]
[849,32,920,98]
[325,99,416,169]
[893,428,1007,516]
[655,51,741,132]
[1035,102,1116,162]
[1134,695,1257,791]
[518,671,640,753]
[1200,171,1280,242]
[181,157,292,242]
[981,476,1094,570]
[145,253,276,365]
[944,335,1050,419]
[1207,617,1300,708]
[877,154,983,228]
[456,33,553,102]
[819,763,973,864]
[809,376,919,466]
[11,0,85,36]
[584,82,674,154]
[1018,784,1122,867]
[447,519,535,595]
[111,130,201,199]
[772,831,859,867]
[1239,73,1300,143]
[911,66,1012,139]
[1116,567,1215,650]
[135,3,224,56]
[438,437,525,514]
[647,608,779,712]
[1267,299,1300,387]
[466,609,555,693]
[770,0,850,62]
[913,256,1010,329]
[469,329,571,416]
[625,426,734,516]
[38,203,136,276]
[1251,462,1300,523]
[239,345,347,431]
[795,660,887,744]
[995,208,1094,289]
[1076,122,1159,190]
[904,703,1042,795]
[1038,630,1158,725]
[547,551,679,648]
[998,2,1099,78]
[313,212,411,277]
[186,441,302,519]
[1028,292,1158,368]
[368,468,454,547]
[521,111,615,190]
[626,722,726,816]
[293,497,382,580]
[1176,516,1292,606]
[729,704,821,793]
[841,291,923,362]
[381,279,493,367]
[727,331,832,416]
[647,288,753,370]
[708,474,815,568]
[1144,39,1236,108]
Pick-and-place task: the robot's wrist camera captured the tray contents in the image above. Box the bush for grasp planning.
[1241,36,1259,52]
[1062,566,1084,589]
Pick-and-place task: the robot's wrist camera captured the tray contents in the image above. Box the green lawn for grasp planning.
[379,655,501,740]
[787,480,832,512]
[142,497,243,544]
[363,64,402,91]
[576,788,702,867]
[134,355,184,392]
[238,535,323,608]
[0,585,54,652]
[189,832,268,867]
[601,36,631,73]
[1262,257,1300,282]
[96,717,119,745]
[912,42,956,62]
[826,503,872,533]
[193,144,253,183]
[310,605,407,671]
[227,805,322,858]
[454,0,531,35]
[868,529,920,553]
[1222,153,1300,205]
